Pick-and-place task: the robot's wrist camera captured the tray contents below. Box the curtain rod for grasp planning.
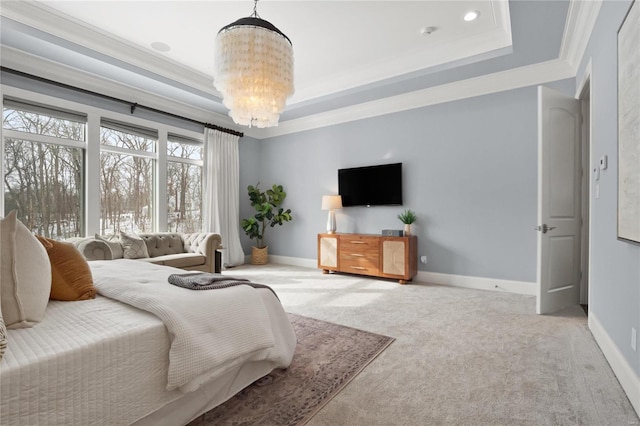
[0,67,244,138]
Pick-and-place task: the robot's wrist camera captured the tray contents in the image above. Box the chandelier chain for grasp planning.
[252,0,260,18]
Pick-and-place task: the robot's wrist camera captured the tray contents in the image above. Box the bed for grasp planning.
[0,259,297,426]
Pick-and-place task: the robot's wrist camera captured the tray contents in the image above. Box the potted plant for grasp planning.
[241,183,293,264]
[397,209,417,236]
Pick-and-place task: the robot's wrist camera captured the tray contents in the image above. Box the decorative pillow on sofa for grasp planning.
[36,236,97,301]
[0,211,52,329]
[95,234,124,259]
[120,231,150,259]
[66,236,113,261]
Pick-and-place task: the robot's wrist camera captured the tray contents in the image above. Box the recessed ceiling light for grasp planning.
[420,26,437,36]
[463,10,480,22]
[151,41,171,52]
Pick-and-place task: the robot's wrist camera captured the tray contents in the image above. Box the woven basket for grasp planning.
[251,246,269,265]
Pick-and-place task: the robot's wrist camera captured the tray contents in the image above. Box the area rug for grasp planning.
[188,313,395,426]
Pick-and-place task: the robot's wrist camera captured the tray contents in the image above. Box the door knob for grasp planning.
[535,224,556,233]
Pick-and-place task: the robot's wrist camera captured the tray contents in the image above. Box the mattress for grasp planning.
[0,263,296,426]
[1,295,177,425]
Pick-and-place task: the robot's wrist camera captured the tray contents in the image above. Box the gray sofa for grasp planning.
[70,232,222,273]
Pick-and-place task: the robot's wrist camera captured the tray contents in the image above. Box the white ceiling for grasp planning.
[13,0,512,106]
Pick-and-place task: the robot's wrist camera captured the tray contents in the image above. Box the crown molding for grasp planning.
[2,0,513,111]
[0,45,259,137]
[0,0,219,99]
[289,0,512,105]
[1,0,591,141]
[261,58,575,139]
[559,0,602,72]
[2,44,572,141]
[291,27,512,105]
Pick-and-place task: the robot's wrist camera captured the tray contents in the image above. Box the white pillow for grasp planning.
[120,231,150,259]
[0,211,52,329]
[95,234,124,259]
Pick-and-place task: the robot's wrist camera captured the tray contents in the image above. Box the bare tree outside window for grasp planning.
[2,107,84,239]
[100,126,155,235]
[167,139,202,233]
[3,100,205,239]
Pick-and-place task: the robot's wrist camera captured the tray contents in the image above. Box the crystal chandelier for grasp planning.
[213,0,294,128]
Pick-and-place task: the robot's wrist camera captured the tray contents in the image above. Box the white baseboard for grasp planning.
[268,255,317,269]
[244,254,536,296]
[241,254,317,269]
[589,312,640,417]
[416,270,537,295]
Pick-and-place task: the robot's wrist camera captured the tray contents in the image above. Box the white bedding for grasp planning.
[0,260,297,426]
[91,260,292,392]
[1,296,176,425]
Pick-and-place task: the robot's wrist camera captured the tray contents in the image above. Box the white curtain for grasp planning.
[202,128,245,267]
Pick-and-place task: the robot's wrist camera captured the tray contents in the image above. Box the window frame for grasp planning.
[2,102,88,238]
[1,85,205,236]
[166,135,204,233]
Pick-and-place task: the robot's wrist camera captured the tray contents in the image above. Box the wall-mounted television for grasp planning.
[338,163,403,207]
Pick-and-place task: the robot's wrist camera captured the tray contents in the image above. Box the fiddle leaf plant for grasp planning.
[241,183,293,249]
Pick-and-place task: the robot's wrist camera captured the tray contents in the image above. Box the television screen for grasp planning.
[338,163,402,207]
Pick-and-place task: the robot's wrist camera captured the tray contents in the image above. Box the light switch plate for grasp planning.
[600,155,608,170]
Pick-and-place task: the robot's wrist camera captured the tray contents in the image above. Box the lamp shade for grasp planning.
[321,195,343,210]
[214,15,294,128]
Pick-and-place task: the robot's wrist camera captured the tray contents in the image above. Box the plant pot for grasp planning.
[404,224,412,236]
[251,246,269,265]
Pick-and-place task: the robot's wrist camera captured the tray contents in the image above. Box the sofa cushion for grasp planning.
[120,231,149,259]
[36,236,97,301]
[140,233,184,257]
[141,253,206,269]
[182,233,211,254]
[96,234,124,259]
[0,211,51,329]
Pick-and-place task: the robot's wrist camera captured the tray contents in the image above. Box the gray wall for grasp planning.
[239,80,573,284]
[576,0,640,376]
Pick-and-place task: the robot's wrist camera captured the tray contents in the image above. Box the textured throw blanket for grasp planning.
[90,260,287,392]
[168,273,279,299]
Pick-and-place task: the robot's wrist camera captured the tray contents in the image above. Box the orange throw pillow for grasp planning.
[36,236,97,301]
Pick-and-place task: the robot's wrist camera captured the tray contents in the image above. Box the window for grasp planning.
[167,135,203,233]
[1,92,206,238]
[2,100,86,239]
[99,120,157,235]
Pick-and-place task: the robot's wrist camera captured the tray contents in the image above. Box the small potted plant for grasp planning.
[397,209,417,236]
[241,183,293,265]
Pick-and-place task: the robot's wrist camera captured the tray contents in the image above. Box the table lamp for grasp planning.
[321,195,342,234]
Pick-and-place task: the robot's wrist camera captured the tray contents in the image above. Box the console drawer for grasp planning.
[340,254,379,275]
[340,236,380,253]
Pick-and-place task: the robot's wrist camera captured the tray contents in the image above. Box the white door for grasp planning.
[536,86,582,314]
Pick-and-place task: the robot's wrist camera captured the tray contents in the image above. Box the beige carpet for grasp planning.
[221,263,639,426]
[189,313,394,425]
